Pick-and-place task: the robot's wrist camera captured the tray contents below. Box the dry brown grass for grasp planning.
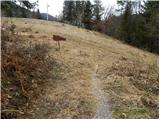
[1,17,158,119]
[1,21,67,118]
[97,56,158,118]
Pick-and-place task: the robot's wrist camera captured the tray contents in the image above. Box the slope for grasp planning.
[1,17,159,119]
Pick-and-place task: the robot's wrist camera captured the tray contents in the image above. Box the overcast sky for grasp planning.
[29,0,117,16]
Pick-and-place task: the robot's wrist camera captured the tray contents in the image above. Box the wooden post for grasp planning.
[58,41,60,50]
[53,35,66,51]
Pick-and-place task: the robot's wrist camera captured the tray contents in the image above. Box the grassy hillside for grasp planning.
[1,17,159,119]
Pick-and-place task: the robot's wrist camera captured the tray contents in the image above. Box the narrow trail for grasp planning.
[91,64,111,119]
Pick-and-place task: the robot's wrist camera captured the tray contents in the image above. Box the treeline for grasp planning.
[108,1,159,54]
[62,0,104,31]
[1,1,41,19]
[62,0,159,54]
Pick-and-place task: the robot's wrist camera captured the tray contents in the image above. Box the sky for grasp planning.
[29,0,117,17]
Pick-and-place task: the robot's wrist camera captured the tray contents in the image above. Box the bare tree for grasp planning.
[103,6,114,22]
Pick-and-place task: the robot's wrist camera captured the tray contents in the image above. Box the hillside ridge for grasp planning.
[2,17,158,119]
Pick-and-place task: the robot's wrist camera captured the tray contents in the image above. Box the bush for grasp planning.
[1,22,66,118]
[94,20,105,32]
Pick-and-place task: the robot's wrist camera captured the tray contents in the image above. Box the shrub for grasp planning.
[1,22,66,118]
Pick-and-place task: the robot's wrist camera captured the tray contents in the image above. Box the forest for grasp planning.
[1,1,41,19]
[61,0,159,54]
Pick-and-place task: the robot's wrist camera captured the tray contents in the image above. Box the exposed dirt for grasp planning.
[92,64,111,119]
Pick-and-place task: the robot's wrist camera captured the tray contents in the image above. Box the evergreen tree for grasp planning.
[21,8,28,18]
[36,9,41,19]
[75,1,81,25]
[1,0,38,17]
[115,0,159,54]
[92,0,104,31]
[18,0,38,10]
[1,1,13,16]
[63,1,69,22]
[93,0,104,21]
[82,1,93,30]
[141,1,159,53]
[75,1,85,26]
[63,1,76,24]
[121,1,132,43]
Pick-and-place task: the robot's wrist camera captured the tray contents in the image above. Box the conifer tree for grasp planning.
[82,1,93,29]
[121,1,132,43]
[141,1,159,53]
[75,1,85,26]
[63,1,76,24]
[93,0,104,21]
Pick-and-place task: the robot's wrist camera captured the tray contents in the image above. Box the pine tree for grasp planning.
[75,1,85,26]
[141,1,159,53]
[93,0,104,21]
[63,1,76,24]
[75,1,81,25]
[92,0,104,31]
[1,0,38,17]
[36,9,41,19]
[121,1,132,43]
[1,1,13,16]
[63,1,69,22]
[18,0,37,10]
[82,1,93,30]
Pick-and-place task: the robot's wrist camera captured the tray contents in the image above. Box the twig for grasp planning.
[2,109,24,114]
